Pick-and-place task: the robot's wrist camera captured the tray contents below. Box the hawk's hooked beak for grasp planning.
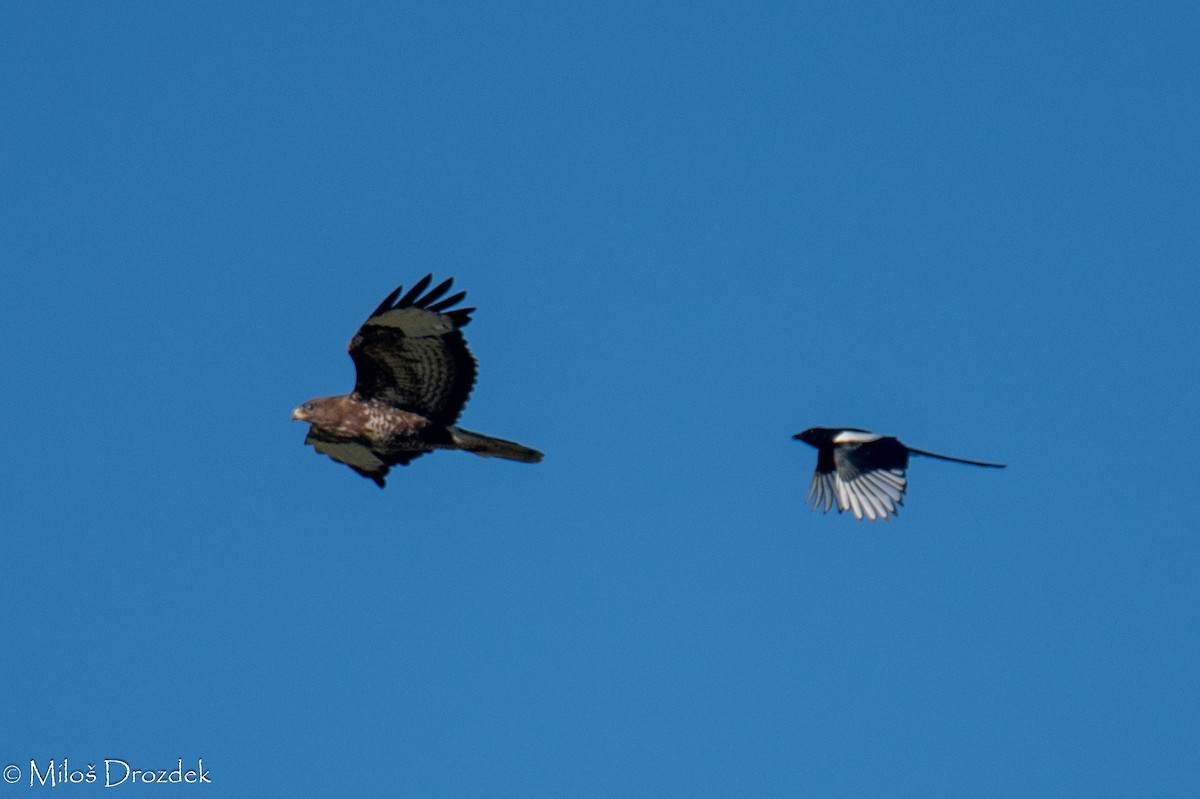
[291,407,309,421]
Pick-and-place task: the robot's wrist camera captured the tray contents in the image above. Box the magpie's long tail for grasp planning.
[448,426,544,463]
[907,447,1006,468]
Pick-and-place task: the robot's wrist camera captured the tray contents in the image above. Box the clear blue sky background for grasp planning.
[3,2,1197,796]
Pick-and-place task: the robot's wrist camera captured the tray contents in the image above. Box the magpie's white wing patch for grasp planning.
[805,466,907,520]
[837,468,907,520]
[805,470,837,514]
[832,430,884,444]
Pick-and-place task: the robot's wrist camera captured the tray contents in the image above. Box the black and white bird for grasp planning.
[793,427,1005,521]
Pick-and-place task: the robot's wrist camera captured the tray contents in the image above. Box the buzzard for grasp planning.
[292,275,543,486]
[793,427,1005,521]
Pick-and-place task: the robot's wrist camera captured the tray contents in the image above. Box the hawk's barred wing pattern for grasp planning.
[349,275,478,425]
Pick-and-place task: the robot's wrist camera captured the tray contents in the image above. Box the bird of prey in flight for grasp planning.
[293,275,542,486]
[793,427,1004,521]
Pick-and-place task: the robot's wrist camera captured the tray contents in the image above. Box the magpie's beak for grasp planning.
[291,407,308,421]
[791,433,803,440]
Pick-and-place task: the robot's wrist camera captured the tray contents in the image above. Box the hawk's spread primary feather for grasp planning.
[293,275,542,486]
[793,427,1004,521]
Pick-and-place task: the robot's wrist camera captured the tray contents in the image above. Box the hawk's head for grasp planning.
[291,395,365,436]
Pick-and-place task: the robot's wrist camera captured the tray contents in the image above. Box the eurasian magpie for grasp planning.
[793,427,1005,521]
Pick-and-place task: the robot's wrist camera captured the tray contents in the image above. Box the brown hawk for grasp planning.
[293,275,543,486]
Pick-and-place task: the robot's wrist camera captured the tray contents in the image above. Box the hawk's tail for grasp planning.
[448,426,544,463]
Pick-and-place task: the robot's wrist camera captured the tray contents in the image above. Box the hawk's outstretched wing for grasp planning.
[303,427,426,488]
[348,275,477,425]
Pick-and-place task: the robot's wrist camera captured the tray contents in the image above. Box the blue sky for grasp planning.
[2,2,1197,795]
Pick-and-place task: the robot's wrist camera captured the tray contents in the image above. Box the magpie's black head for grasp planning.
[793,427,835,448]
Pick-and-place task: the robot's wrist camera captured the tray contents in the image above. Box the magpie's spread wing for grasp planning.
[830,434,910,521]
[804,442,839,514]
